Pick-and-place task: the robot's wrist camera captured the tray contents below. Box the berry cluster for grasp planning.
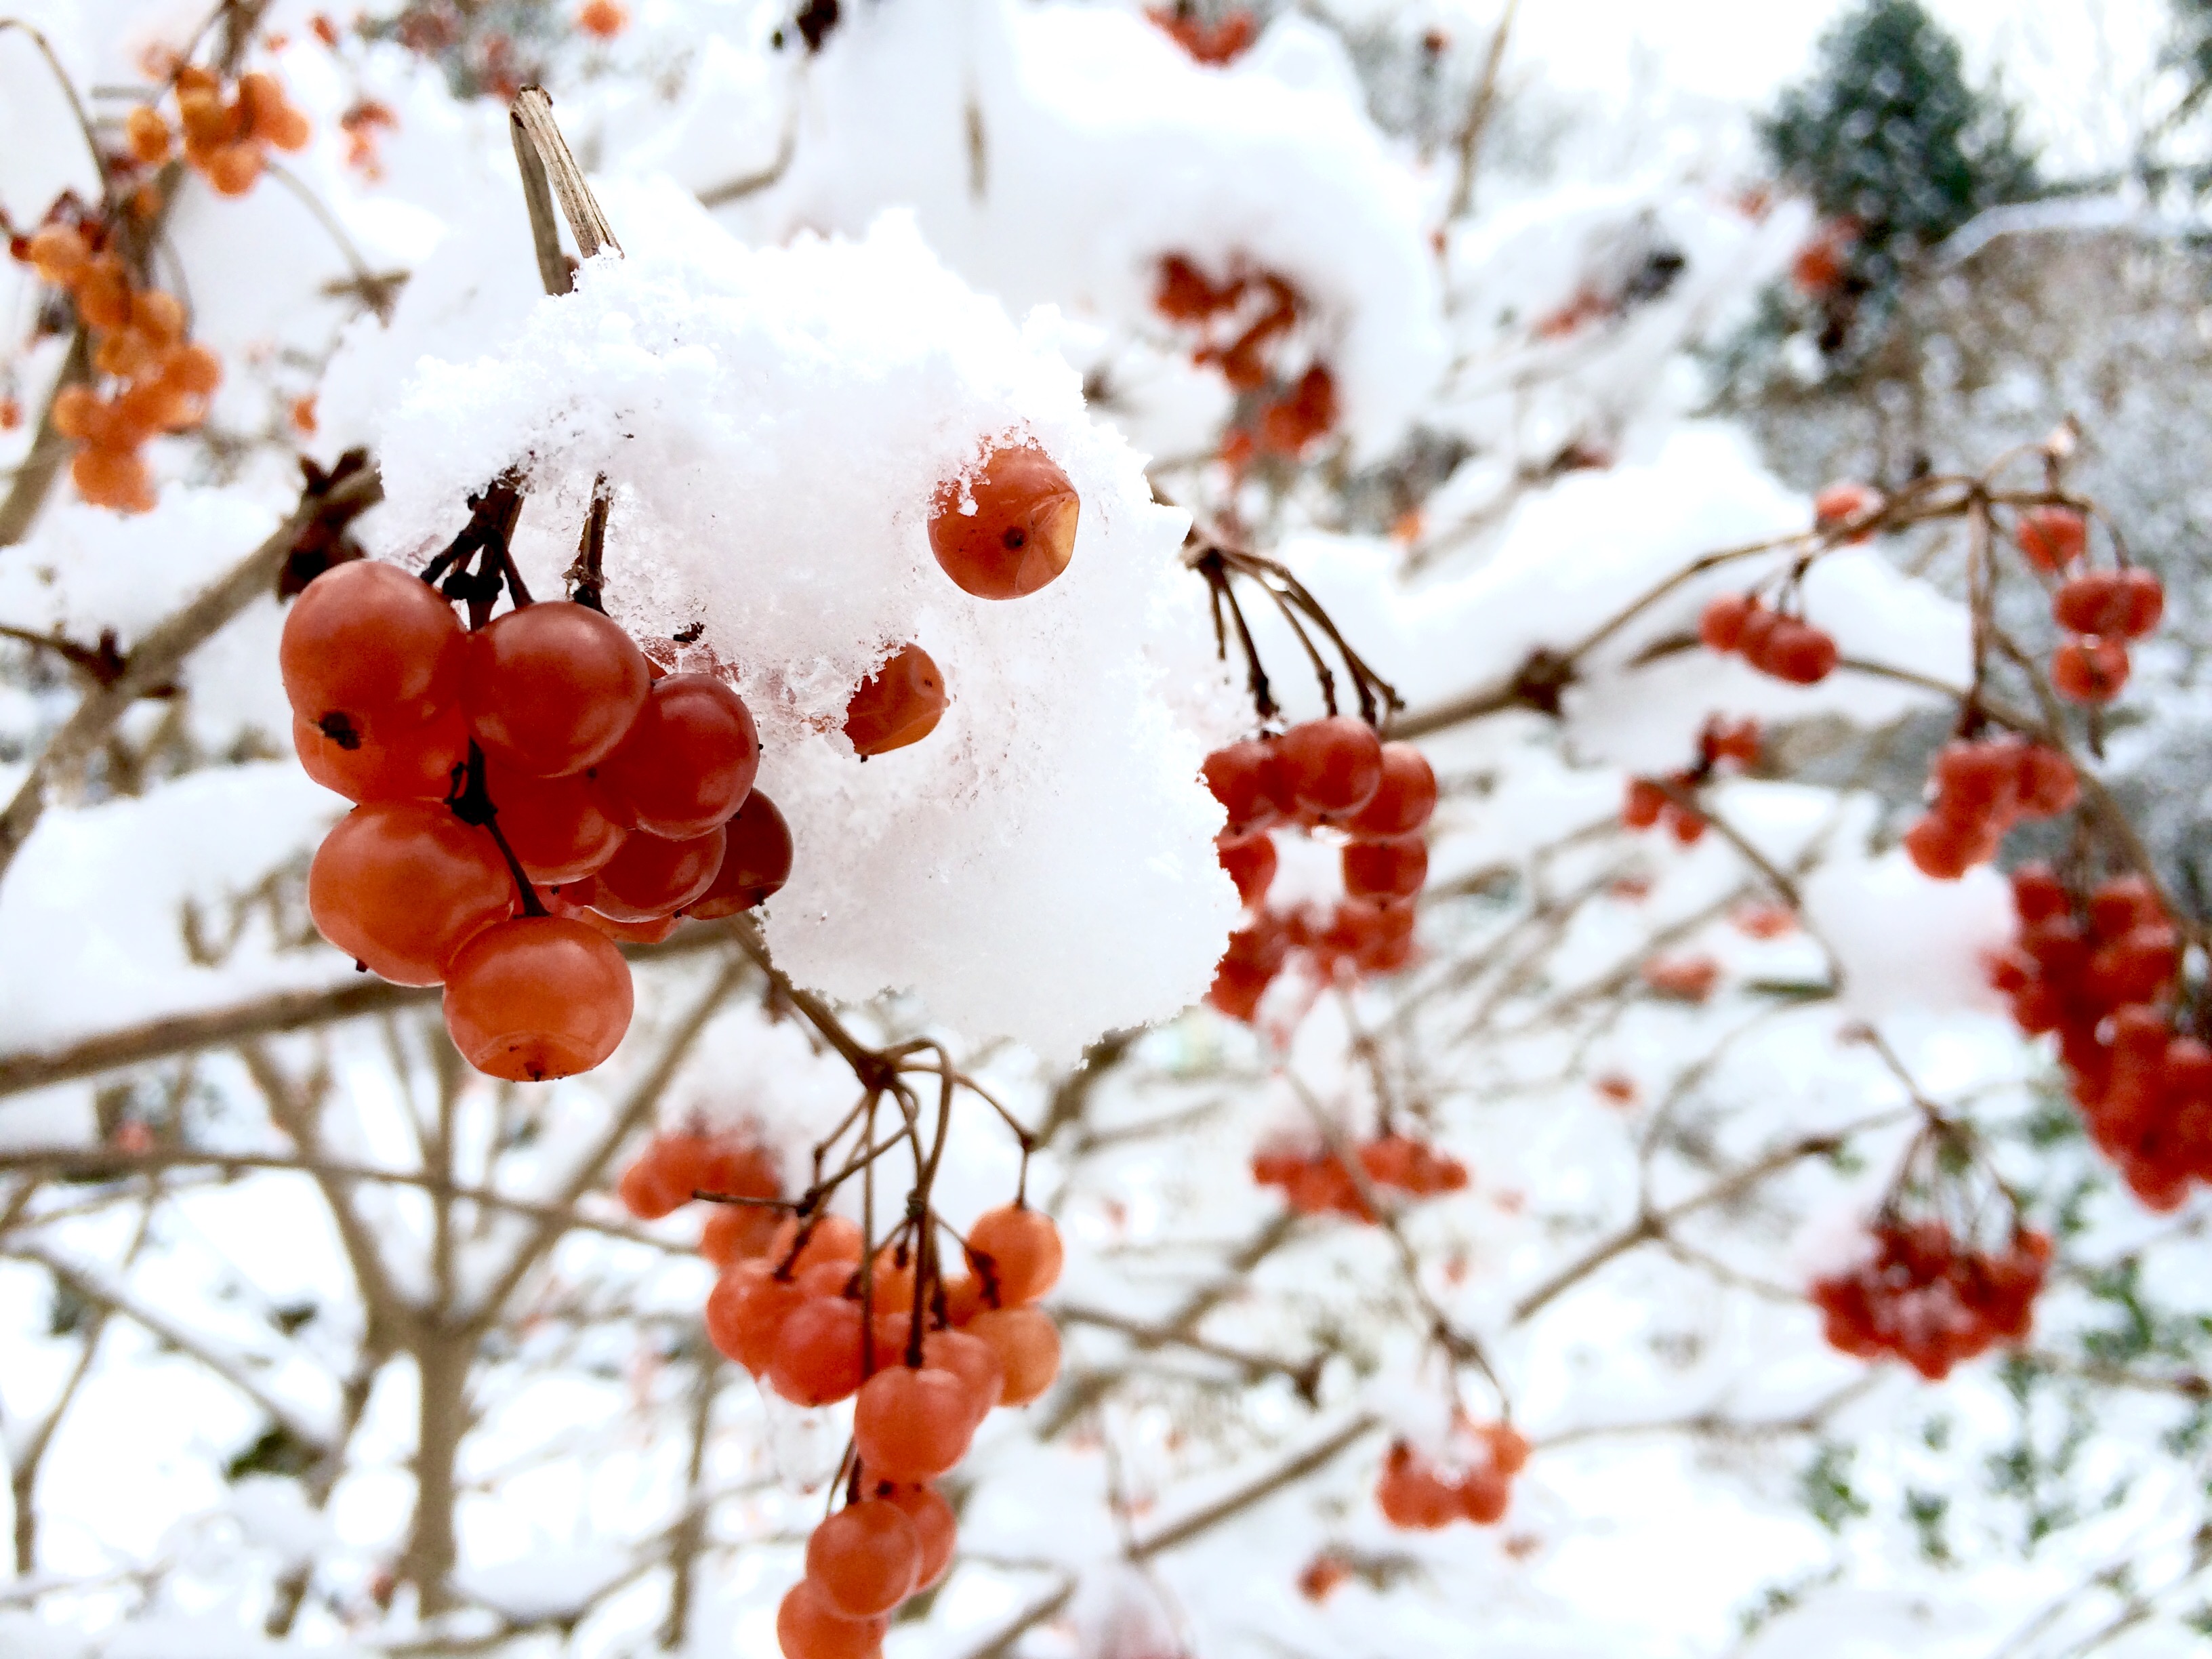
[1145,5,1258,64]
[1900,735,2077,880]
[141,66,313,198]
[285,440,1076,1080]
[1374,1425,1529,1530]
[18,223,222,512]
[1698,591,1839,684]
[693,1204,1063,1659]
[2048,562,2163,707]
[1250,1132,1468,1221]
[1153,255,1339,464]
[617,1128,785,1265]
[1989,865,2210,1209]
[1202,724,1435,1021]
[1621,716,1761,844]
[1809,1221,2050,1380]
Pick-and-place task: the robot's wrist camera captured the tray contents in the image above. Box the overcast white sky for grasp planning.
[1509,0,2172,178]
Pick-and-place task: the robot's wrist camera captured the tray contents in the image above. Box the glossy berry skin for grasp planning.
[1202,739,1289,836]
[308,801,514,985]
[967,1306,1061,1405]
[462,602,651,776]
[592,673,760,838]
[776,1579,887,1659]
[855,1364,977,1483]
[920,1328,1006,1423]
[688,792,794,919]
[929,443,1080,600]
[442,916,634,1080]
[965,1206,1063,1306]
[2119,568,2165,638]
[293,705,468,803]
[882,1485,957,1591]
[806,1500,921,1620]
[484,755,626,883]
[844,644,947,756]
[1275,717,1384,819]
[1343,836,1427,901]
[2053,636,2130,704]
[592,825,726,920]
[282,561,464,743]
[769,1296,867,1406]
[1342,743,1437,839]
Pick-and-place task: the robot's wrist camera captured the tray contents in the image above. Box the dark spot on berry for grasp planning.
[319,712,362,750]
[1002,526,1027,550]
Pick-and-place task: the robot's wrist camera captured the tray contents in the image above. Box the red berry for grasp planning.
[485,754,626,883]
[806,1500,920,1620]
[1342,742,1437,838]
[1814,481,1880,539]
[854,1364,976,1482]
[964,1206,1063,1306]
[308,800,514,985]
[769,1295,867,1406]
[281,560,464,742]
[1343,836,1427,901]
[2052,636,2129,704]
[1202,739,1289,836]
[686,791,794,919]
[1699,592,1752,653]
[881,1485,956,1592]
[2016,506,2086,572]
[928,443,1080,600]
[2052,571,2127,636]
[592,672,760,838]
[441,916,633,1080]
[1903,814,1976,881]
[775,1578,886,1659]
[293,705,468,803]
[920,1327,1006,1422]
[701,1201,785,1269]
[1275,716,1384,819]
[592,824,726,919]
[2009,863,2069,924]
[1622,777,1666,830]
[844,643,947,756]
[1217,831,1277,906]
[1761,619,1838,684]
[2014,745,2078,817]
[705,1260,804,1374]
[966,1306,1061,1406]
[462,602,651,776]
[2118,567,2164,638]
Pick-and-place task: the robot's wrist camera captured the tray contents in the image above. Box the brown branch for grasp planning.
[509,86,621,289]
[0,461,384,888]
[0,329,91,550]
[0,922,733,1103]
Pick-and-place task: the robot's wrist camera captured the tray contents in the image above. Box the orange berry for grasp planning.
[928,443,1080,600]
[25,224,90,285]
[163,342,223,397]
[804,1500,920,1620]
[75,255,132,329]
[125,105,172,165]
[70,444,157,513]
[964,1205,1063,1305]
[205,141,265,196]
[130,288,186,346]
[842,643,947,756]
[577,0,630,37]
[966,1306,1060,1405]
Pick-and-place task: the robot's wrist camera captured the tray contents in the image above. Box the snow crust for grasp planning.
[365,203,1237,1058]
